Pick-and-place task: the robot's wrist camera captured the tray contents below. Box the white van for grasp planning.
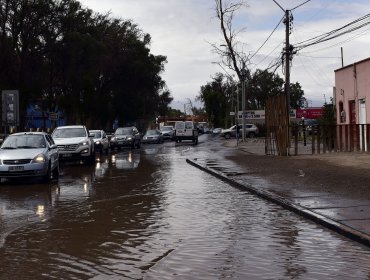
[174,121,198,144]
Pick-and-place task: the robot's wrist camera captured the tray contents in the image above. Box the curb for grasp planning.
[186,158,370,248]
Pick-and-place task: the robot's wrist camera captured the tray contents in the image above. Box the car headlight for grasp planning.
[79,141,88,146]
[127,137,133,140]
[96,141,101,145]
[33,154,46,163]
[111,137,116,142]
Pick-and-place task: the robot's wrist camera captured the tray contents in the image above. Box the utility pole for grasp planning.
[241,64,247,142]
[274,1,309,156]
[284,9,291,155]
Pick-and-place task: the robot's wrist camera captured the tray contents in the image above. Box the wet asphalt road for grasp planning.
[0,134,369,279]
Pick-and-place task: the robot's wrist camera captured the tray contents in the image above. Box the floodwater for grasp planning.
[0,136,369,279]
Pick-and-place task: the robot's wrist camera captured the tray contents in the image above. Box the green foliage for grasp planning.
[0,0,172,129]
[319,103,336,125]
[247,70,304,110]
[167,108,183,117]
[197,73,231,127]
[198,69,305,126]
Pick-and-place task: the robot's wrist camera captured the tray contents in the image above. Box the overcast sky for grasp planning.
[79,0,370,110]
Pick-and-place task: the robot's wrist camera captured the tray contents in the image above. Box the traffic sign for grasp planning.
[2,90,19,125]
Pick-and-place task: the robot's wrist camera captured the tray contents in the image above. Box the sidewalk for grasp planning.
[188,138,370,247]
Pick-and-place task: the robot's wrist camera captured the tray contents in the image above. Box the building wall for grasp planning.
[335,58,370,124]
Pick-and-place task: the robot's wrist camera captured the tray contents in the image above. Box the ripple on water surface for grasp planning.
[0,148,369,279]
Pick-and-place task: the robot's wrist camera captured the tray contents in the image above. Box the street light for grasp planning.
[240,64,247,142]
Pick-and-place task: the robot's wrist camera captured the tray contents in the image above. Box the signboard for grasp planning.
[234,108,322,120]
[229,112,235,116]
[2,90,19,126]
[296,108,324,119]
[49,112,59,121]
[237,110,266,120]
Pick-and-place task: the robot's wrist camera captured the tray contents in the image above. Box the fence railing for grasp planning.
[267,124,370,155]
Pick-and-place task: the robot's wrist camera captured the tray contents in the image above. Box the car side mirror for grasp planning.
[50,144,58,150]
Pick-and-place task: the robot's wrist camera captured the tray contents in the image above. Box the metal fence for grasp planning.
[267,124,370,156]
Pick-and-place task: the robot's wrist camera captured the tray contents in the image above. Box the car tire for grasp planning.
[52,164,59,179]
[42,162,52,183]
[248,132,256,138]
[87,152,96,165]
[224,133,231,139]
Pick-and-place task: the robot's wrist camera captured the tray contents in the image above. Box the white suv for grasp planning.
[220,124,259,139]
[52,125,95,164]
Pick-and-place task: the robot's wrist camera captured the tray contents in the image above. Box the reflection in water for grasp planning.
[106,150,141,170]
[0,144,369,279]
[0,183,60,248]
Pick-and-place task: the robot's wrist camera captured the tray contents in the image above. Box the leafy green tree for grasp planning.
[198,73,230,127]
[247,70,304,110]
[0,0,172,130]
[198,70,305,125]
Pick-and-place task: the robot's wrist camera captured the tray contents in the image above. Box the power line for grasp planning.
[300,25,370,54]
[250,15,284,62]
[294,12,370,51]
[291,0,311,11]
[253,41,284,69]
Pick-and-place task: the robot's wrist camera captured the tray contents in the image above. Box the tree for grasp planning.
[247,70,304,110]
[198,73,231,127]
[212,0,250,81]
[198,70,305,124]
[0,0,172,130]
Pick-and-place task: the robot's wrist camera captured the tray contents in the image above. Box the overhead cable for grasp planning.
[294,12,370,51]
[250,15,284,61]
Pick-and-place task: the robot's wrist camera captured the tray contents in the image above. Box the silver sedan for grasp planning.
[0,132,59,182]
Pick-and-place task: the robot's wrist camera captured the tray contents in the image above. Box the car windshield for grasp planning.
[185,121,193,129]
[146,130,159,136]
[53,128,86,138]
[115,128,133,135]
[1,134,46,149]
[175,122,185,130]
[91,131,102,138]
[161,126,173,131]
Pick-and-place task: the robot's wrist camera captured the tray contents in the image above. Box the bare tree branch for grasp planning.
[213,0,250,81]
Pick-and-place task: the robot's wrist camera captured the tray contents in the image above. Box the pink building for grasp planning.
[335,57,370,151]
[335,57,370,125]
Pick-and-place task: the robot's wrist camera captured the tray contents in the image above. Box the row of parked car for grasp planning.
[1,121,260,183]
[0,124,182,183]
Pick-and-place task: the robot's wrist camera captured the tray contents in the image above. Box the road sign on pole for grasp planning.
[2,90,19,126]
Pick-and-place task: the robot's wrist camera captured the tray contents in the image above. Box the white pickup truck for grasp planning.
[174,121,198,144]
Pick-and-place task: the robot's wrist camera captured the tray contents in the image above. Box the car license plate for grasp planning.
[62,153,72,158]
[8,166,24,172]
[118,141,124,144]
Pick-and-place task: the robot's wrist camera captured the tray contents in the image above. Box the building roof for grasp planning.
[334,56,370,72]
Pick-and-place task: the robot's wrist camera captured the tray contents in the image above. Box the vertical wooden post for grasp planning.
[317,125,321,154]
[345,125,349,152]
[312,132,316,154]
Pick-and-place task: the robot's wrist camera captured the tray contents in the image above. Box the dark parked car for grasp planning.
[110,127,141,149]
[0,132,59,182]
[302,119,319,135]
[142,129,164,144]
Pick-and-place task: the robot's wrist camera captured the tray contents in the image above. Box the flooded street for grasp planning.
[0,135,369,279]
